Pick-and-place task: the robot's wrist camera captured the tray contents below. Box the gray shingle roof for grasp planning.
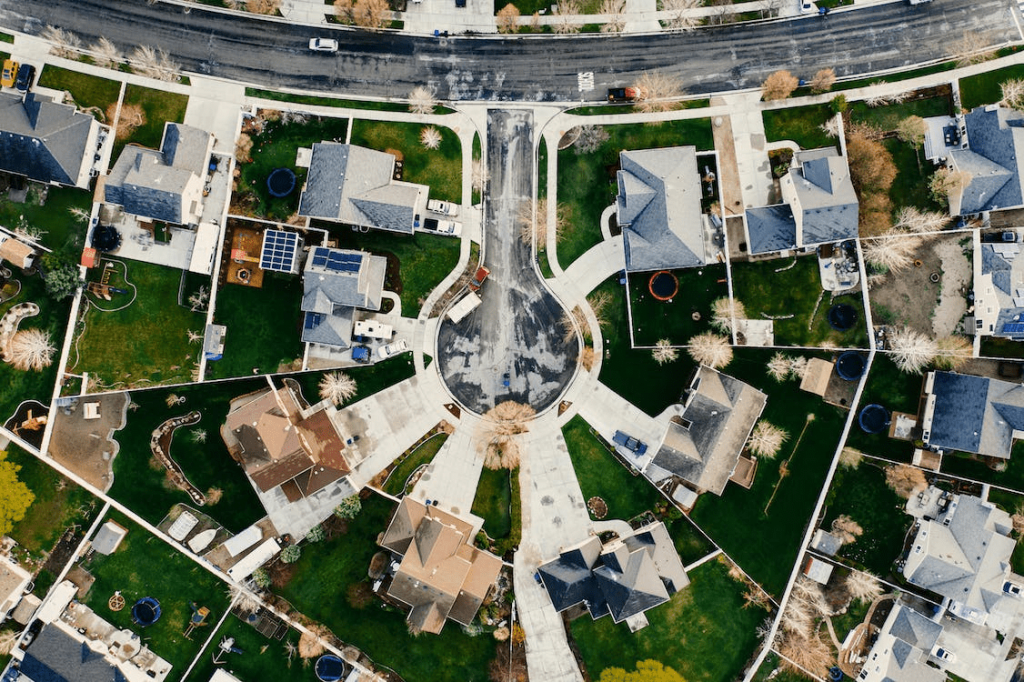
[21,624,127,682]
[0,92,96,187]
[745,205,797,254]
[789,148,859,246]
[300,247,386,349]
[616,147,707,272]
[952,106,1024,215]
[926,371,1024,458]
[301,307,354,348]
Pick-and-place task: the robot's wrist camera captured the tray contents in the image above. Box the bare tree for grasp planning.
[1000,78,1024,111]
[248,0,281,14]
[845,570,884,602]
[747,421,788,459]
[600,0,626,33]
[633,70,683,113]
[895,115,927,149]
[809,68,836,94]
[5,329,56,371]
[407,86,438,114]
[471,158,489,193]
[831,514,864,544]
[497,3,521,33]
[885,463,928,499]
[335,0,391,29]
[553,0,582,34]
[862,233,920,273]
[187,329,203,344]
[0,630,19,656]
[652,339,679,365]
[767,352,794,381]
[761,70,799,101]
[319,371,358,405]
[888,327,937,373]
[518,198,565,246]
[839,447,863,469]
[580,346,596,372]
[953,30,995,67]
[92,37,122,69]
[188,286,209,313]
[191,429,208,444]
[688,332,733,369]
[934,335,973,370]
[661,0,700,30]
[298,624,332,659]
[131,45,181,82]
[42,25,82,59]
[820,117,841,139]
[420,126,442,150]
[478,401,535,470]
[572,125,609,155]
[711,297,746,333]
[893,206,947,235]
[789,356,809,379]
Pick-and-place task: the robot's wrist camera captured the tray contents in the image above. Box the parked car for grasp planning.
[377,339,409,359]
[427,199,459,217]
[607,87,638,102]
[14,63,34,92]
[423,217,462,237]
[308,38,339,52]
[1,59,19,88]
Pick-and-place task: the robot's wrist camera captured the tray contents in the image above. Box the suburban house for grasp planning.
[642,366,767,497]
[857,603,947,682]
[920,371,1024,459]
[973,230,1024,340]
[301,246,387,352]
[537,521,689,631]
[0,232,38,270]
[378,498,502,635]
[104,122,215,227]
[297,143,428,234]
[744,148,859,255]
[0,92,107,189]
[922,105,1024,217]
[903,486,1024,631]
[615,146,715,272]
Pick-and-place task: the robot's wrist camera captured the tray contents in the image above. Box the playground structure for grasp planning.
[212,635,244,665]
[183,602,211,640]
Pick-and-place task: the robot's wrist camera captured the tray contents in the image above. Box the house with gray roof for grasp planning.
[301,246,386,350]
[857,603,947,682]
[745,148,858,255]
[972,230,1024,339]
[297,143,427,235]
[642,366,767,496]
[104,123,214,226]
[538,521,688,630]
[921,371,1024,459]
[903,487,1023,630]
[0,92,105,189]
[615,147,712,272]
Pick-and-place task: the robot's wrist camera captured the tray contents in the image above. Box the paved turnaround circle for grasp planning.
[437,110,579,415]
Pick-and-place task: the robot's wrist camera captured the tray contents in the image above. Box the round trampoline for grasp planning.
[827,304,857,332]
[131,597,161,627]
[648,270,679,301]
[836,351,867,381]
[91,225,122,253]
[266,168,297,198]
[858,404,890,434]
[315,655,346,682]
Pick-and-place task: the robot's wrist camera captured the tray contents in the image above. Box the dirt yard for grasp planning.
[48,392,128,491]
[868,233,972,337]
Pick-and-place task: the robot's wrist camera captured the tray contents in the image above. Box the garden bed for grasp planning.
[381,432,449,496]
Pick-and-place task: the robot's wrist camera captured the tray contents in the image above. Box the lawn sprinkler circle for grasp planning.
[836,351,866,381]
[649,271,679,301]
[266,167,297,198]
[315,654,346,682]
[827,304,857,332]
[131,597,161,627]
[858,404,890,434]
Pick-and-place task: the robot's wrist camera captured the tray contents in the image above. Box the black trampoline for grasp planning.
[858,404,890,434]
[836,351,866,381]
[266,168,297,198]
[91,225,122,252]
[131,597,161,627]
[827,304,857,332]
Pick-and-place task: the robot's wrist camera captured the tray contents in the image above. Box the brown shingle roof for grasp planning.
[297,410,349,474]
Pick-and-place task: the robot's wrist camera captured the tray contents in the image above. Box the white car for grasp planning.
[377,339,409,359]
[309,38,339,52]
[427,199,459,217]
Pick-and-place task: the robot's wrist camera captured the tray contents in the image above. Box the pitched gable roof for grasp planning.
[0,92,96,187]
[21,625,128,682]
[788,148,859,246]
[951,106,1024,215]
[924,371,1024,458]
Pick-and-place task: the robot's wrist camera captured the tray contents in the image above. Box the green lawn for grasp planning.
[0,273,71,422]
[208,274,304,379]
[236,115,349,221]
[751,652,815,682]
[37,65,122,117]
[289,357,417,408]
[556,119,714,269]
[383,433,449,496]
[628,265,727,346]
[730,256,869,348]
[185,614,307,682]
[73,259,206,389]
[594,276,699,416]
[316,227,461,318]
[570,558,767,682]
[960,64,1024,110]
[562,415,662,521]
[988,489,1024,574]
[276,492,497,682]
[884,137,943,213]
[762,104,836,151]
[980,336,1024,360]
[472,467,513,540]
[848,96,952,133]
[350,120,462,203]
[82,511,231,681]
[822,461,910,577]
[941,442,1024,493]
[246,87,411,113]
[0,32,12,43]
[108,380,267,532]
[844,356,921,463]
[114,84,189,159]
[0,184,92,259]
[691,348,848,597]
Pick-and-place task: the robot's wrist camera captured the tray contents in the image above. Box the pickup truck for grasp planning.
[469,266,490,292]
[427,199,459,217]
[607,87,638,103]
[423,217,462,237]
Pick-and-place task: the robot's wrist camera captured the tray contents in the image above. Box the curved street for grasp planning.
[437,110,578,415]
[0,0,1018,101]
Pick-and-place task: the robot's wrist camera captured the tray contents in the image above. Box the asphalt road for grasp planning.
[437,110,578,414]
[0,0,1018,102]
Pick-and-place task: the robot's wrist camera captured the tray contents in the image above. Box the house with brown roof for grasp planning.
[0,232,37,270]
[379,498,503,635]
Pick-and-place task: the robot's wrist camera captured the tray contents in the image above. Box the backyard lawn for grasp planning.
[350,119,462,203]
[37,65,122,116]
[108,380,267,533]
[959,64,1024,110]
[980,336,1024,360]
[570,558,767,682]
[941,442,1024,494]
[382,433,449,496]
[883,137,942,213]
[290,356,417,408]
[0,273,71,422]
[844,356,921,463]
[730,255,869,348]
[628,265,727,346]
[114,84,189,159]
[82,511,231,682]
[185,614,307,682]
[691,348,849,597]
[471,467,513,540]
[72,259,206,389]
[208,273,305,379]
[0,183,92,259]
[556,119,714,270]
[276,492,497,682]
[762,104,836,151]
[848,95,952,132]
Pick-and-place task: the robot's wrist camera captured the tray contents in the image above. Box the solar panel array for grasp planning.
[304,312,324,330]
[260,230,299,272]
[1003,322,1024,335]
[311,247,363,273]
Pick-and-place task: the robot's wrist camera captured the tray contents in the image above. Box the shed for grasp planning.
[211,670,244,682]
[12,592,41,624]
[92,520,128,555]
[83,402,101,420]
[222,524,263,557]
[227,538,281,582]
[802,555,834,585]
[810,529,843,557]
[800,358,834,396]
[671,485,699,510]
